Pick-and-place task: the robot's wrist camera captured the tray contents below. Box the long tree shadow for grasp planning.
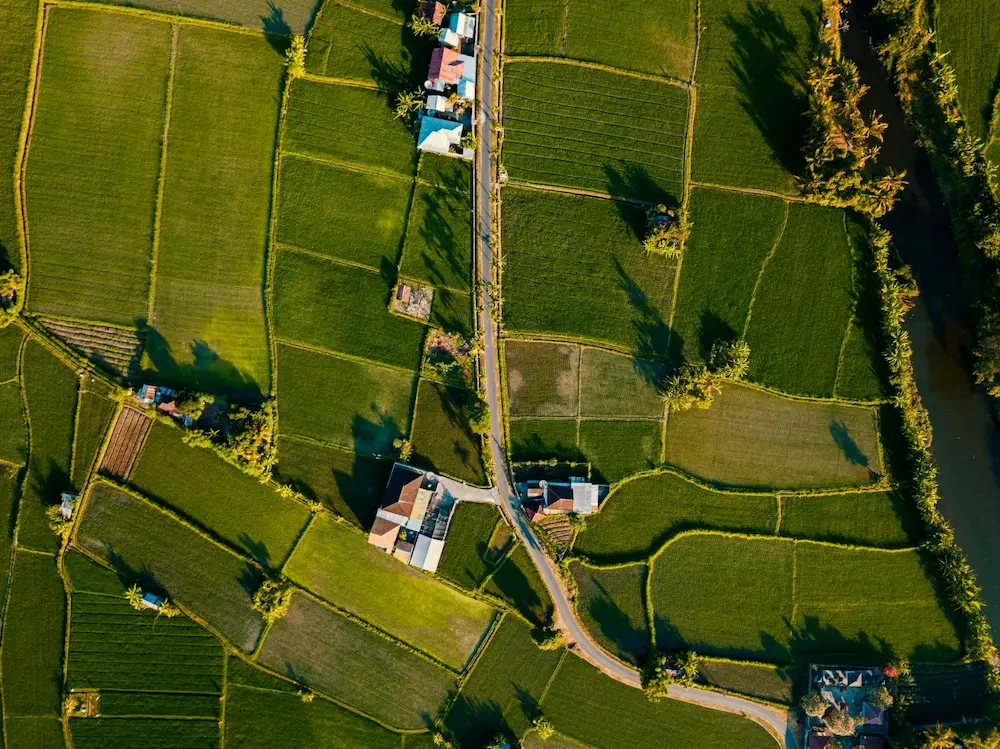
[261,1,292,55]
[697,309,738,362]
[444,696,507,748]
[584,578,650,665]
[726,0,813,177]
[603,163,676,230]
[613,258,681,372]
[141,323,262,399]
[105,545,162,596]
[33,458,69,514]
[829,419,870,468]
[414,172,475,290]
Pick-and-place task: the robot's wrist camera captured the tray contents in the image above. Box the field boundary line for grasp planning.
[831,211,853,398]
[57,543,74,746]
[538,647,568,704]
[68,375,84,483]
[333,0,403,26]
[300,71,381,91]
[727,379,886,409]
[789,541,799,639]
[275,335,419,377]
[34,311,137,332]
[557,0,569,54]
[12,545,56,557]
[510,414,663,423]
[690,179,807,204]
[873,407,886,477]
[743,202,789,339]
[146,24,179,327]
[506,179,660,206]
[15,318,121,392]
[14,2,49,309]
[503,55,689,89]
[774,495,783,535]
[277,512,315,577]
[446,609,505,698]
[276,241,384,274]
[281,148,412,183]
[47,0,272,37]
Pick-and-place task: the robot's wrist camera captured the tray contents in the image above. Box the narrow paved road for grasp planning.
[472,9,798,749]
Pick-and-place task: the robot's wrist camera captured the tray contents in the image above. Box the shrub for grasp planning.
[801,689,827,718]
[534,716,555,740]
[460,132,478,151]
[251,579,293,623]
[708,339,750,380]
[468,395,490,435]
[643,205,690,258]
[0,270,23,323]
[45,505,72,542]
[823,704,864,736]
[284,35,306,78]
[869,683,893,711]
[642,651,700,700]
[660,362,719,411]
[393,437,414,461]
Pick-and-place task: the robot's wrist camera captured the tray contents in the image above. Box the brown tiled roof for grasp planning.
[383,474,424,517]
[544,497,575,513]
[418,0,445,23]
[807,735,831,749]
[368,517,400,547]
[428,47,464,84]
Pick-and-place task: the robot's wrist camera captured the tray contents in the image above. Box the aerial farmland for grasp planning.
[0,0,995,747]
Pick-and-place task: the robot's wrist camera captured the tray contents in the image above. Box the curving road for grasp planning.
[472,6,799,749]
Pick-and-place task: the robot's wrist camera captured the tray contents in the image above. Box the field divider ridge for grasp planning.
[281,148,413,183]
[274,336,420,378]
[742,201,790,340]
[299,71,381,91]
[503,55,689,89]
[47,0,271,37]
[690,179,810,205]
[332,0,403,25]
[505,179,664,206]
[146,24,179,327]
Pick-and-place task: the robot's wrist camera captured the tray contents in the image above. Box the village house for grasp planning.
[417,7,477,158]
[417,0,445,25]
[367,462,495,572]
[519,478,608,520]
[805,665,892,749]
[135,384,194,427]
[59,492,77,520]
[139,592,166,611]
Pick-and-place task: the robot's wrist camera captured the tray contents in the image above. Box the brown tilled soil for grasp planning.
[99,407,151,480]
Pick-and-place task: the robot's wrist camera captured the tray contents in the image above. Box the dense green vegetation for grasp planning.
[664,384,881,489]
[71,381,115,486]
[445,616,563,746]
[283,513,496,669]
[779,490,919,547]
[698,658,797,705]
[20,338,77,551]
[436,502,503,589]
[542,654,778,748]
[149,27,281,393]
[485,544,554,626]
[76,483,264,652]
[410,380,487,485]
[225,679,402,749]
[569,562,649,665]
[502,188,676,356]
[70,718,219,749]
[648,533,961,662]
[129,422,310,567]
[578,420,661,483]
[25,8,167,325]
[509,418,581,462]
[502,62,688,200]
[257,592,455,729]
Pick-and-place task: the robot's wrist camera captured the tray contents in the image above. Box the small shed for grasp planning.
[448,11,475,39]
[59,493,77,520]
[140,592,166,611]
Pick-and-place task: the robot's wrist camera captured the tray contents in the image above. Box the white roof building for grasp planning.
[426,94,451,115]
[438,27,460,49]
[449,12,475,39]
[457,79,475,101]
[410,535,446,573]
[417,116,463,155]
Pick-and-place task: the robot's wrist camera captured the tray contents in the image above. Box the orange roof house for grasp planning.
[427,47,465,87]
[367,516,401,552]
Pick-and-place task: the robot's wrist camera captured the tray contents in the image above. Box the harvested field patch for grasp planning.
[663,384,881,489]
[671,187,786,362]
[0,324,22,379]
[77,483,264,652]
[698,658,796,705]
[570,562,649,665]
[25,8,168,325]
[0,381,25,464]
[274,435,393,527]
[1,551,65,718]
[502,188,677,354]
[563,0,695,79]
[284,78,416,177]
[505,340,580,417]
[745,203,862,397]
[99,407,151,481]
[510,418,581,462]
[935,0,1000,141]
[258,592,455,729]
[70,717,220,749]
[305,2,430,90]
[399,155,474,292]
[410,380,486,485]
[0,0,38,274]
[284,513,496,669]
[69,592,224,693]
[149,27,282,394]
[129,422,310,567]
[692,0,816,193]
[445,616,564,746]
[276,343,415,454]
[274,250,426,370]
[574,472,776,561]
[485,543,553,626]
[72,0,318,32]
[277,155,413,268]
[225,681,400,749]
[543,654,777,748]
[40,317,143,379]
[21,339,77,552]
[779,490,920,547]
[579,347,664,418]
[502,62,688,200]
[72,382,116,486]
[437,502,503,590]
[649,534,962,662]
[579,419,661,483]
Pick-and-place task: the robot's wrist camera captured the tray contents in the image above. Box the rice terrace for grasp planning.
[0,0,998,747]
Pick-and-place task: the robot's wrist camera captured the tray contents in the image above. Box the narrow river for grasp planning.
[844,12,1000,635]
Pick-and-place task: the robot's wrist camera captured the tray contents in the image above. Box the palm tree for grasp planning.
[923,724,957,749]
[125,584,144,611]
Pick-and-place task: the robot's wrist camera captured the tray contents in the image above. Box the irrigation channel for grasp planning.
[845,10,1000,637]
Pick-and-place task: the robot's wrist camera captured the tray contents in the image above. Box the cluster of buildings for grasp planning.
[136,384,194,427]
[806,666,891,749]
[519,477,608,520]
[367,462,494,573]
[415,1,477,159]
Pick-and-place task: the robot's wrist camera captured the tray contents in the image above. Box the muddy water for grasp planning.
[842,14,1000,634]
